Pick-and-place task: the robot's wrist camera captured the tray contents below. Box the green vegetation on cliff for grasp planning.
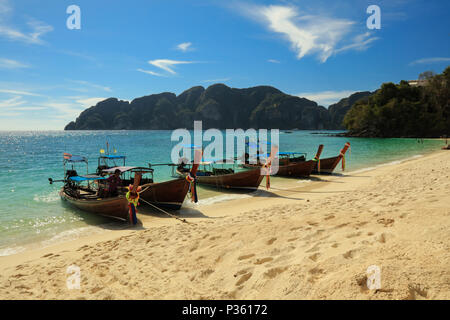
[343,67,450,137]
[327,91,373,129]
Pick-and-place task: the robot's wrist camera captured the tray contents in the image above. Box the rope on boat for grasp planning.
[139,197,192,224]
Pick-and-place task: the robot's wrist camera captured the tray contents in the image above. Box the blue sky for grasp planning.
[0,0,449,130]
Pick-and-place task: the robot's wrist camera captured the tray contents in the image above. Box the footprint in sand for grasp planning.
[254,257,273,265]
[309,253,320,262]
[377,218,395,227]
[343,249,358,259]
[266,238,277,245]
[264,267,287,279]
[238,254,255,260]
[306,244,320,253]
[234,268,251,277]
[200,269,214,278]
[90,286,103,294]
[346,232,362,238]
[376,232,394,243]
[355,221,368,228]
[308,267,325,283]
[407,283,428,300]
[235,272,252,286]
[309,267,324,275]
[324,215,335,220]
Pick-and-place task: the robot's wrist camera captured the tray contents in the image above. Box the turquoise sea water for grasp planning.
[0,130,444,256]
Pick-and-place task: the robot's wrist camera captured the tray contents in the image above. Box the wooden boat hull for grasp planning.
[312,156,340,174]
[243,160,314,178]
[60,188,129,221]
[312,142,351,174]
[242,144,323,178]
[275,160,315,177]
[178,168,264,190]
[139,178,190,210]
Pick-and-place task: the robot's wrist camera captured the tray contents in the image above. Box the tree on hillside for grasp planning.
[418,71,436,81]
[343,66,450,137]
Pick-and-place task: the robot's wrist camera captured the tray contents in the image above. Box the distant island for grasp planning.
[343,67,450,138]
[64,84,369,131]
[65,67,449,138]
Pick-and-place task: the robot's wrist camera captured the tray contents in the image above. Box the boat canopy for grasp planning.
[102,166,138,173]
[102,166,154,174]
[64,154,87,163]
[99,155,126,160]
[69,175,106,182]
[265,152,307,156]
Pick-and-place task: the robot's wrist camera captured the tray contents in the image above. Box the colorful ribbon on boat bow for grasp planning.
[313,157,321,173]
[340,142,351,171]
[264,145,278,190]
[126,188,140,225]
[264,161,271,190]
[186,172,198,203]
[126,173,142,225]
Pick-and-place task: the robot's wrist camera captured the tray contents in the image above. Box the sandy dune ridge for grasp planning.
[0,151,449,299]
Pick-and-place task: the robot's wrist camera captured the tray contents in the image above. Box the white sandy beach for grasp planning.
[0,150,449,299]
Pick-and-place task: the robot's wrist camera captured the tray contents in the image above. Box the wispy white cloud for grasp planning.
[239,4,378,62]
[137,68,166,77]
[0,19,53,45]
[334,32,379,54]
[0,88,42,96]
[0,96,25,108]
[267,59,280,63]
[44,102,84,119]
[409,57,450,66]
[296,90,359,107]
[67,80,112,92]
[0,0,12,15]
[148,59,194,75]
[0,57,29,69]
[202,78,231,83]
[176,42,194,52]
[0,1,53,44]
[11,106,46,111]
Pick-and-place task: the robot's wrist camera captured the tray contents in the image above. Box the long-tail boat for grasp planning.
[175,160,264,190]
[97,149,201,210]
[100,166,198,210]
[52,154,130,221]
[242,144,324,178]
[312,142,350,174]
